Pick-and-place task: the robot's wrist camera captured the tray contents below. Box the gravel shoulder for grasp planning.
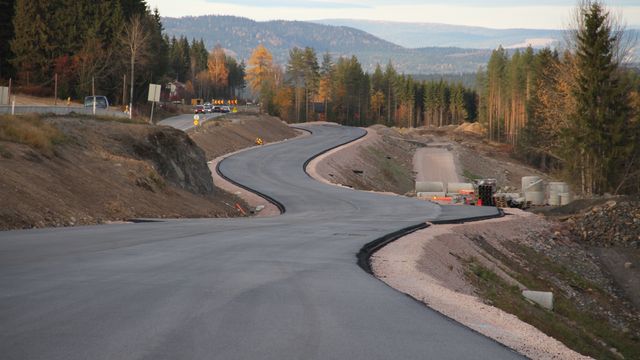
[372,211,590,360]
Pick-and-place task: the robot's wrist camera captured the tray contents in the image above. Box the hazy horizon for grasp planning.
[149,0,640,30]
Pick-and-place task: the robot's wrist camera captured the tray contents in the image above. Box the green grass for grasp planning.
[464,240,640,359]
[0,114,67,153]
[365,146,413,192]
[463,169,482,181]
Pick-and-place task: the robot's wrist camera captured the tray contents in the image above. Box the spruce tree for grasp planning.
[568,0,631,194]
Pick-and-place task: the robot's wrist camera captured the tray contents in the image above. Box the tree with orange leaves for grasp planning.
[246,44,275,111]
[208,45,228,96]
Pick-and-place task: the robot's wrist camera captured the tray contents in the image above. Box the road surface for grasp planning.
[0,123,520,359]
[157,112,223,131]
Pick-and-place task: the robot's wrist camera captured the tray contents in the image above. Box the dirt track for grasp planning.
[413,146,461,183]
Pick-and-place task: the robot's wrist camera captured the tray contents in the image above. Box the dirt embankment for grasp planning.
[188,113,299,160]
[312,125,418,195]
[373,209,640,359]
[0,112,298,230]
[0,116,245,230]
[408,125,549,191]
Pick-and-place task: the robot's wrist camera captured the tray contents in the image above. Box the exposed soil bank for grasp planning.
[188,113,298,160]
[310,125,417,195]
[0,113,298,230]
[0,116,243,230]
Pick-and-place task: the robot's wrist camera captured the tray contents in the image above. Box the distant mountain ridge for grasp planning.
[314,19,566,50]
[161,15,492,74]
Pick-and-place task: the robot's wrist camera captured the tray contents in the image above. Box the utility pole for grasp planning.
[122,74,126,106]
[92,76,96,115]
[54,73,58,106]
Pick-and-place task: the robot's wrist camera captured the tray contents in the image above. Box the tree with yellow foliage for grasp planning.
[246,44,275,110]
[274,86,294,122]
[208,45,229,96]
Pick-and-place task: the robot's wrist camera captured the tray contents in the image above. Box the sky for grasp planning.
[147,0,640,29]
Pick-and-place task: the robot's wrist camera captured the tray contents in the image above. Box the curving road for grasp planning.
[157,112,224,131]
[0,122,521,359]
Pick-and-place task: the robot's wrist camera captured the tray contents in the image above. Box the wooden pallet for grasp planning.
[493,196,509,208]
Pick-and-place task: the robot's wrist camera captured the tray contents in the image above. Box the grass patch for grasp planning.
[463,169,482,181]
[366,146,413,191]
[0,114,67,153]
[66,112,148,125]
[465,239,640,359]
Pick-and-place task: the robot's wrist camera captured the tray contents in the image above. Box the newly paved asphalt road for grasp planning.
[157,112,223,131]
[0,122,521,359]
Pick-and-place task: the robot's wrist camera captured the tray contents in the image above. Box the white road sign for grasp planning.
[148,84,161,102]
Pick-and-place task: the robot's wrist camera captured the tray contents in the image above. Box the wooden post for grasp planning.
[122,74,126,106]
[150,100,155,124]
[54,73,58,106]
[92,77,96,115]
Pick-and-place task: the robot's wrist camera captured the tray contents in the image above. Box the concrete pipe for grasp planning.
[525,191,545,206]
[560,193,572,206]
[522,176,543,192]
[446,182,474,194]
[415,181,445,193]
[417,192,446,199]
[548,182,570,194]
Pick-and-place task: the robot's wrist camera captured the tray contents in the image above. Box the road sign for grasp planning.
[194,114,200,126]
[0,87,9,105]
[148,84,161,102]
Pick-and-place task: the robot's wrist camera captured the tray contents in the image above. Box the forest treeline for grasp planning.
[475,1,640,195]
[0,0,245,107]
[246,45,478,128]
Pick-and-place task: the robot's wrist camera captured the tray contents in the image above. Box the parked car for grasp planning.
[194,105,205,114]
[220,106,231,113]
[203,103,213,113]
[84,96,109,109]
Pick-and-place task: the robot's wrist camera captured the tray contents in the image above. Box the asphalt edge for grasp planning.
[215,157,287,214]
[430,207,506,225]
[293,125,368,180]
[357,222,430,274]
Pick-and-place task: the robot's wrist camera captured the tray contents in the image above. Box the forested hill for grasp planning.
[161,15,492,74]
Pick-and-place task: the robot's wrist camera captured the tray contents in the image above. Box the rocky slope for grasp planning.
[0,115,243,230]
